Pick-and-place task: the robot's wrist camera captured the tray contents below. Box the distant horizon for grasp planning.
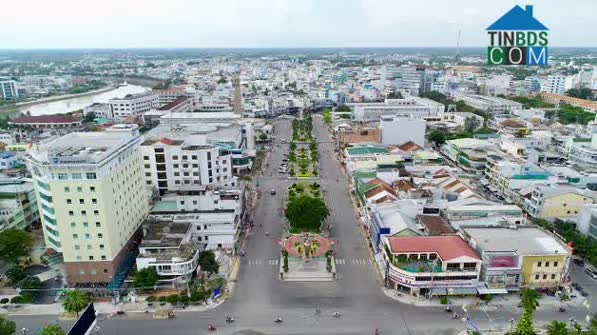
[1,46,596,51]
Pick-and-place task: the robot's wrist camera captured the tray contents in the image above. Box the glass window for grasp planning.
[64,187,70,193]
[537,262,542,267]
[94,210,99,216]
[90,186,96,192]
[73,234,78,239]
[535,274,539,280]
[545,262,549,267]
[83,222,88,228]
[57,173,68,180]
[74,245,80,250]
[172,155,178,160]
[81,210,87,216]
[95,222,101,228]
[86,172,97,180]
[99,244,104,249]
[92,199,97,205]
[72,173,82,180]
[89,256,94,261]
[79,199,85,204]
[87,245,92,250]
[101,256,107,261]
[84,233,90,239]
[66,199,72,204]
[77,187,83,192]
[68,211,74,216]
[70,222,76,228]
[553,261,558,267]
[98,233,103,239]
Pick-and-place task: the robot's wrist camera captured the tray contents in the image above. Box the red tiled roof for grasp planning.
[386,235,480,261]
[11,115,81,124]
[157,96,189,111]
[398,141,423,152]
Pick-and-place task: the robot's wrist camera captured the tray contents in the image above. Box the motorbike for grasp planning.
[208,324,216,331]
[167,312,175,319]
[333,312,341,318]
[226,316,235,323]
[559,307,566,313]
[445,307,452,313]
[274,317,283,323]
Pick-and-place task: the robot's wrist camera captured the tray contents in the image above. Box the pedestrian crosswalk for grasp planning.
[242,258,372,267]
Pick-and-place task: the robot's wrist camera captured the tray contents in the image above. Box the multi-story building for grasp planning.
[151,88,189,105]
[442,199,524,230]
[348,98,444,122]
[109,93,159,119]
[149,188,244,251]
[563,133,597,172]
[577,205,597,240]
[26,131,149,284]
[381,235,482,297]
[0,80,19,101]
[136,221,199,284]
[141,136,235,195]
[0,178,40,232]
[442,138,500,174]
[524,185,595,220]
[463,226,570,290]
[542,75,567,95]
[380,115,426,147]
[83,103,111,119]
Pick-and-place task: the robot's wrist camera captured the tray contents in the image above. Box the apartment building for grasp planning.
[151,88,189,105]
[0,80,18,101]
[141,136,235,195]
[26,131,149,284]
[524,185,595,220]
[109,93,159,119]
[0,178,40,232]
[348,98,444,122]
[542,75,567,95]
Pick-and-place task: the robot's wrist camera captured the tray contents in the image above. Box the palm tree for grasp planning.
[521,288,541,312]
[40,324,66,335]
[63,290,91,317]
[546,320,568,335]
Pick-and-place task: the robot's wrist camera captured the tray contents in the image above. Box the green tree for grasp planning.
[40,324,65,335]
[0,315,16,335]
[83,112,96,123]
[198,251,219,275]
[258,133,268,141]
[62,290,91,317]
[428,130,447,146]
[5,266,25,286]
[323,109,332,124]
[285,195,328,232]
[515,288,541,335]
[0,229,34,265]
[566,87,593,100]
[133,267,158,290]
[546,320,568,335]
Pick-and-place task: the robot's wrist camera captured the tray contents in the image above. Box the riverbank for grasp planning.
[12,84,117,109]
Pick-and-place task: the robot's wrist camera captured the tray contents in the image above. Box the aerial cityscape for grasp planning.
[0,1,596,335]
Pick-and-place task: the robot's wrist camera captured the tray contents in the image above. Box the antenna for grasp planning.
[455,29,461,64]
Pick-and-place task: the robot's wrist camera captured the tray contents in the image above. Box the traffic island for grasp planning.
[279,234,335,282]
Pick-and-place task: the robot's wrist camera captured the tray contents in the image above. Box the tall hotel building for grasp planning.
[26,130,148,283]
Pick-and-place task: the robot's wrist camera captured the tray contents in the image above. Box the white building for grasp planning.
[380,115,426,147]
[26,131,149,284]
[452,93,522,113]
[349,98,444,122]
[109,93,159,119]
[542,75,567,95]
[83,103,111,119]
[141,135,236,195]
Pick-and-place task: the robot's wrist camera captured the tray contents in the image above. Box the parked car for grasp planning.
[271,189,276,195]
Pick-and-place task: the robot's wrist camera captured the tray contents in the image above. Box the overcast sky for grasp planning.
[2,0,596,49]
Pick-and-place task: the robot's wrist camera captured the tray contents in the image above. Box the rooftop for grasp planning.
[386,235,481,261]
[346,146,388,156]
[10,115,81,124]
[463,226,569,256]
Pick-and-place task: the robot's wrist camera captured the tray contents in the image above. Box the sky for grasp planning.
[2,0,596,49]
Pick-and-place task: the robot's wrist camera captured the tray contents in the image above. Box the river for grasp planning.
[16,84,149,116]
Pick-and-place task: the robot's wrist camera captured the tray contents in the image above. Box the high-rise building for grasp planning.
[27,131,149,284]
[0,80,19,101]
[233,76,242,114]
[542,75,567,94]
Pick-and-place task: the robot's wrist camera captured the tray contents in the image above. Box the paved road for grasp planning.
[11,116,595,334]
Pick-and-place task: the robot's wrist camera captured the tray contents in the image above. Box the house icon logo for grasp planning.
[486,5,549,65]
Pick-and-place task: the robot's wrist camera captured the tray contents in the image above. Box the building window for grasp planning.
[89,256,94,261]
[73,234,78,239]
[143,156,149,160]
[72,173,82,180]
[553,262,558,267]
[84,233,90,239]
[537,262,542,267]
[535,274,539,280]
[191,155,197,160]
[98,233,103,239]
[86,172,97,180]
[77,187,83,192]
[92,199,97,205]
[74,245,80,250]
[545,262,549,267]
[87,245,92,250]
[77,256,82,261]
[79,199,85,204]
[172,155,178,160]
[90,186,96,192]
[101,255,106,260]
[94,210,99,216]
[99,244,104,249]
[79,270,85,275]
[57,173,68,180]
[83,222,88,228]
[104,269,108,274]
[96,222,101,228]
[145,172,151,177]
[551,274,556,280]
[70,222,76,228]
[81,210,87,216]
[65,187,70,193]
[68,211,74,216]
[67,199,72,205]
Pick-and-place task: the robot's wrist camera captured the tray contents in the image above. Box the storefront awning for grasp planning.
[446,287,478,295]
[430,288,447,296]
[476,286,508,295]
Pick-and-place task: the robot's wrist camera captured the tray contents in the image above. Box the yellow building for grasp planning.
[526,185,595,219]
[521,255,569,289]
[27,130,149,284]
